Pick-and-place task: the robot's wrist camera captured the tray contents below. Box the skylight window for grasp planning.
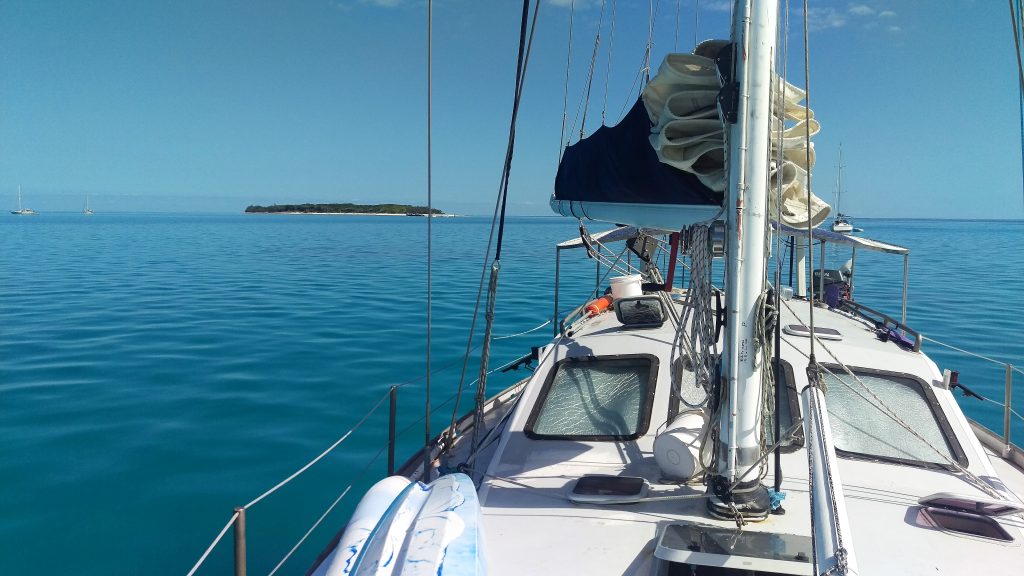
[526,355,657,441]
[822,369,965,467]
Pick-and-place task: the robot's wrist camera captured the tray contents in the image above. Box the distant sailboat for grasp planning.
[83,195,94,215]
[831,146,855,233]
[10,185,37,215]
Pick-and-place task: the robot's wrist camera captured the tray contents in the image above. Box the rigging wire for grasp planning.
[559,0,575,159]
[801,0,816,365]
[693,0,700,48]
[569,0,608,140]
[674,0,681,51]
[465,0,541,454]
[424,0,434,483]
[772,0,793,498]
[601,0,617,125]
[645,0,654,83]
[1010,0,1024,208]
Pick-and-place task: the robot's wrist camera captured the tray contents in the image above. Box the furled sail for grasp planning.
[553,44,831,229]
[643,47,830,228]
[553,97,722,207]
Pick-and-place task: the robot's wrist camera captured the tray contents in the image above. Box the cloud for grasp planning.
[888,25,902,33]
[807,7,847,31]
[879,10,896,18]
[704,0,733,11]
[848,4,875,16]
[350,0,403,7]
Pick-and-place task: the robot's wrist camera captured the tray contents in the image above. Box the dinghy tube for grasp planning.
[314,473,485,576]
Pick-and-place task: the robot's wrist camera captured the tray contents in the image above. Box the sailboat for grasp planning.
[10,185,37,215]
[831,146,854,233]
[188,3,1024,575]
[83,195,94,215]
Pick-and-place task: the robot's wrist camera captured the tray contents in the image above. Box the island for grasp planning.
[245,203,446,216]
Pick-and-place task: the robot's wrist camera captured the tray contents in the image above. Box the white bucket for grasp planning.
[609,275,643,299]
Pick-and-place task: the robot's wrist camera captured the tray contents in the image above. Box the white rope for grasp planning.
[494,319,552,340]
[922,335,1024,376]
[267,485,355,576]
[185,511,239,576]
[244,389,391,509]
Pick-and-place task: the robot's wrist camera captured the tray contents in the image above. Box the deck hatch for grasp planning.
[568,474,650,504]
[919,492,1024,517]
[655,523,812,575]
[919,507,1014,542]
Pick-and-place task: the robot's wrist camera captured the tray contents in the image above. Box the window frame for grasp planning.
[820,364,968,469]
[525,353,659,441]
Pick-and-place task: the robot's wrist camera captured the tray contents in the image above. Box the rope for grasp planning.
[243,388,391,509]
[471,263,502,452]
[493,319,552,340]
[922,335,1024,375]
[266,444,387,576]
[672,225,718,410]
[185,511,240,576]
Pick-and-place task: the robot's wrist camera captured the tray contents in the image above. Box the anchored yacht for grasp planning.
[189,2,1024,575]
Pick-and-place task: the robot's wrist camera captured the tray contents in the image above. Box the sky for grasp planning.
[0,0,1021,218]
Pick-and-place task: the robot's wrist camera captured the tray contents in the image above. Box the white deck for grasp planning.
[470,297,1024,575]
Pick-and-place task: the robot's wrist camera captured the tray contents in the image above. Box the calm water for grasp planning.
[1,214,1021,575]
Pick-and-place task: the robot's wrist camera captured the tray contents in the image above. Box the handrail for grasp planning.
[839,299,922,352]
[923,335,1024,377]
[921,334,1022,458]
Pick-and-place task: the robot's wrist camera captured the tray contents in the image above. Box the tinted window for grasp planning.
[822,370,961,466]
[526,356,656,440]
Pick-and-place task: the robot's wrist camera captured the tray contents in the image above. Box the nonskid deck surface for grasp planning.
[462,297,1024,575]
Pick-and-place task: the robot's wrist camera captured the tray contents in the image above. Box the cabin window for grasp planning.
[526,355,657,441]
[822,368,966,467]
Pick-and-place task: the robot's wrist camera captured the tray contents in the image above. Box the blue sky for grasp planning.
[0,0,1020,218]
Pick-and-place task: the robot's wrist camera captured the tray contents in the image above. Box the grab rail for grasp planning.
[923,335,1023,458]
[840,299,922,352]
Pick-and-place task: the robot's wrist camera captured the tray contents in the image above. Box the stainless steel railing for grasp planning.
[925,335,1023,457]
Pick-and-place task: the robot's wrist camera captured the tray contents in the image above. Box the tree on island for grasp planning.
[244,203,444,215]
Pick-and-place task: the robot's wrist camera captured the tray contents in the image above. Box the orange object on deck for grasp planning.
[585,295,614,316]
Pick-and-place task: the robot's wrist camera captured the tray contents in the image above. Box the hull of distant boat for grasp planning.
[10,209,37,215]
[83,210,94,215]
[831,220,852,233]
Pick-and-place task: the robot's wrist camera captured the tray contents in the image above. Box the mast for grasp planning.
[836,144,844,216]
[709,0,778,521]
[17,185,22,211]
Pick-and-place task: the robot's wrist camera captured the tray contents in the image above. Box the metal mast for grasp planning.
[709,0,778,521]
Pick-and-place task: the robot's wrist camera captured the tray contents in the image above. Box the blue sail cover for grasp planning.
[554,98,723,206]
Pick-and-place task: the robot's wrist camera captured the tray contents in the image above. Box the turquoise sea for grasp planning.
[1,214,1022,575]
